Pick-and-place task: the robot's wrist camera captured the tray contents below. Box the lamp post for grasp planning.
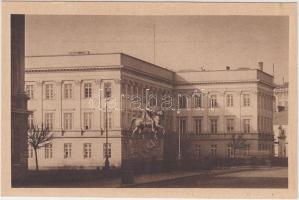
[177,94,182,164]
[103,85,111,172]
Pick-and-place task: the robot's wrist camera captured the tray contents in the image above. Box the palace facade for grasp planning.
[25,52,275,170]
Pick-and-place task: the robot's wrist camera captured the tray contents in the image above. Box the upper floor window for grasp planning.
[84,83,92,98]
[177,118,187,134]
[149,96,157,107]
[243,94,250,107]
[104,112,112,129]
[83,112,92,130]
[26,85,34,99]
[64,113,73,130]
[64,84,73,99]
[226,119,234,133]
[193,94,202,108]
[44,143,53,159]
[210,118,217,134]
[45,84,54,99]
[209,95,217,108]
[104,82,112,98]
[179,95,188,109]
[83,143,92,159]
[194,118,202,134]
[44,113,54,130]
[226,94,233,107]
[243,119,251,133]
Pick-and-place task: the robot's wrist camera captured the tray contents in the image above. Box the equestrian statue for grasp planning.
[129,108,165,139]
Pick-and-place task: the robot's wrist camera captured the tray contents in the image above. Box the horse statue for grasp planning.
[129,108,165,139]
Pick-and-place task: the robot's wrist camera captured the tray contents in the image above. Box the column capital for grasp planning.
[94,79,102,85]
[74,80,82,85]
[36,81,43,86]
[114,79,121,84]
[55,80,62,86]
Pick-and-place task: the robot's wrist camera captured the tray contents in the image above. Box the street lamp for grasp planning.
[103,84,111,172]
[177,94,182,163]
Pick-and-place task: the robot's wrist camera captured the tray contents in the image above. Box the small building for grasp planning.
[273,83,288,158]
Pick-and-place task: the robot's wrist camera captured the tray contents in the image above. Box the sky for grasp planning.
[25,15,289,84]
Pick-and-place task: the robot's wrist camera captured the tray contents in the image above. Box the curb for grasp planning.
[120,167,267,188]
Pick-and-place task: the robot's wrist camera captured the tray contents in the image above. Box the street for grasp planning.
[130,167,288,188]
[18,166,288,188]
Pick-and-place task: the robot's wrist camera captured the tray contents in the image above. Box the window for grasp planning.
[26,85,34,99]
[64,143,72,159]
[83,112,92,130]
[226,94,233,107]
[28,113,34,130]
[104,112,112,129]
[44,143,53,159]
[226,119,234,133]
[84,83,92,98]
[64,113,73,130]
[44,113,54,130]
[83,143,92,159]
[194,118,202,134]
[149,96,157,107]
[194,94,202,108]
[127,112,131,129]
[243,94,250,107]
[64,84,73,99]
[45,84,54,99]
[177,118,187,134]
[28,146,33,158]
[104,82,112,98]
[210,118,217,134]
[103,143,111,158]
[243,119,251,133]
[210,145,217,157]
[227,147,233,157]
[179,95,187,109]
[195,145,201,157]
[209,95,217,108]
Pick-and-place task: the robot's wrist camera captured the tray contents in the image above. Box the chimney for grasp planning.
[258,62,263,71]
[226,66,230,70]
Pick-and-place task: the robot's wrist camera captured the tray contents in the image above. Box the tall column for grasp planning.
[114,79,121,129]
[36,81,43,126]
[55,80,62,131]
[203,91,209,133]
[94,79,102,131]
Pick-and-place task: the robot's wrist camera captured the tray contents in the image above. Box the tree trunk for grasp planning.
[34,148,39,171]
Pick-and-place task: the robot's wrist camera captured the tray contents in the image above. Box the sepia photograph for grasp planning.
[2,2,297,199]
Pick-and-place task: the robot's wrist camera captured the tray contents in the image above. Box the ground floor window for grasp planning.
[83,143,92,159]
[227,147,234,157]
[64,143,72,159]
[210,144,217,157]
[103,143,111,158]
[45,143,53,159]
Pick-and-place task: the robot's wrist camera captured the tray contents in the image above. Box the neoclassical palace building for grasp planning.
[25,52,275,170]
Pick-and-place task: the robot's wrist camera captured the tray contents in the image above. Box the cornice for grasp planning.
[25,65,122,73]
[121,66,174,86]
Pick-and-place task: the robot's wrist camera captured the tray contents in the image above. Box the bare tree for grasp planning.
[28,125,53,171]
[228,133,249,158]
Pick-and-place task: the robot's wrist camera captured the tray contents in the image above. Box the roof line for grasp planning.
[25,52,123,58]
